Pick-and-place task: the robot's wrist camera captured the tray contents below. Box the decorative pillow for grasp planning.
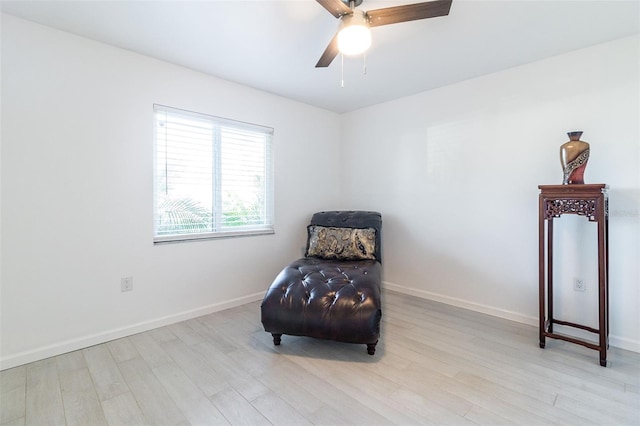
[306,225,376,260]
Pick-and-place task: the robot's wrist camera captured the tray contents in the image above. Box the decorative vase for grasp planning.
[560,131,590,184]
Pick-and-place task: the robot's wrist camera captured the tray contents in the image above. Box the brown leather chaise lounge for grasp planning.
[261,211,382,355]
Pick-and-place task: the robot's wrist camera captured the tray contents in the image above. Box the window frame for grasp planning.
[153,104,274,244]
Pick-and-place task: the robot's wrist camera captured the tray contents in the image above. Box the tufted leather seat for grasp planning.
[261,211,382,355]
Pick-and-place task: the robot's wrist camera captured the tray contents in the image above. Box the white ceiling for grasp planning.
[2,0,639,113]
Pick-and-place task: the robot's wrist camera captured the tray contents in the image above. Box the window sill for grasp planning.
[154,228,274,244]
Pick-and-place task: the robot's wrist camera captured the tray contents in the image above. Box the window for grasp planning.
[154,105,274,243]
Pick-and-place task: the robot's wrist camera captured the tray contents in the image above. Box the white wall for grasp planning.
[340,35,640,351]
[0,15,342,369]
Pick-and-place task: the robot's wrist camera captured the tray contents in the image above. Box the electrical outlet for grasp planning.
[121,276,133,292]
[574,278,586,292]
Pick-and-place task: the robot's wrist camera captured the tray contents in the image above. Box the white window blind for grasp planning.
[154,105,274,243]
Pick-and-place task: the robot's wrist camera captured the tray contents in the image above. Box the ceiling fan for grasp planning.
[315,0,453,67]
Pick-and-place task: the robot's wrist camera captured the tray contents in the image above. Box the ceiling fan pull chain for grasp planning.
[341,52,345,88]
[363,52,367,75]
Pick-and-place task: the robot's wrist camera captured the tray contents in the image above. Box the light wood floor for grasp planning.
[2,290,639,425]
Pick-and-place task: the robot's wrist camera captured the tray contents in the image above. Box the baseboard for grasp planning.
[4,284,637,370]
[608,335,640,353]
[383,281,538,326]
[384,281,640,353]
[0,291,265,371]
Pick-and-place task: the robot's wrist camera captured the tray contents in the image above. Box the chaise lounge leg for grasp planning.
[272,333,282,346]
[366,341,377,355]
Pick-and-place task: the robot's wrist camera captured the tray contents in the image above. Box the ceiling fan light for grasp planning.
[337,11,371,56]
[338,25,371,55]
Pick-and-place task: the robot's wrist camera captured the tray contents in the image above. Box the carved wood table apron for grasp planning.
[538,184,609,366]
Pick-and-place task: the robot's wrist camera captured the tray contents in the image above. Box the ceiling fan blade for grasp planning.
[367,0,452,27]
[316,0,353,18]
[316,34,340,67]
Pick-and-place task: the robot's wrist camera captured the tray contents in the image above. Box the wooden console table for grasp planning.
[538,184,609,366]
